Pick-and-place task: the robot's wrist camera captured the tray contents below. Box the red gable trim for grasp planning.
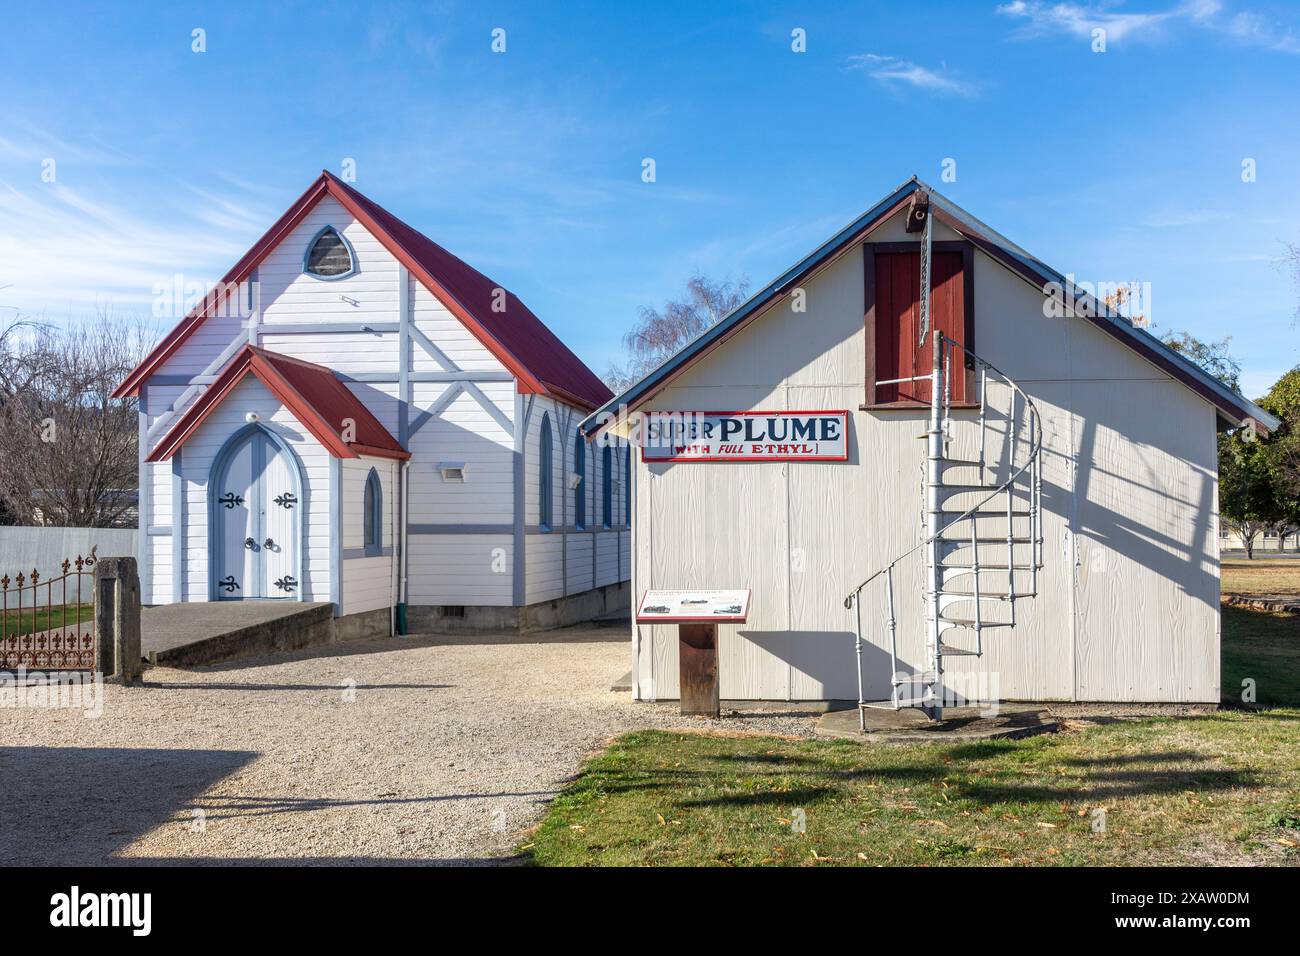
[147,345,409,463]
[115,176,332,399]
[114,172,608,406]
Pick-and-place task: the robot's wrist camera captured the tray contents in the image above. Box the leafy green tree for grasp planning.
[1159,331,1292,557]
[1219,430,1274,558]
[1258,367,1300,551]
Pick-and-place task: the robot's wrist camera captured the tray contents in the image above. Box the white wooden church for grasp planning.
[115,171,630,636]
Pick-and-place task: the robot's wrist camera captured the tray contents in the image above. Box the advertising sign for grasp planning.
[641,410,849,462]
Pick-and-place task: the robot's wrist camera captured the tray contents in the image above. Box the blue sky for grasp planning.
[2,0,1299,397]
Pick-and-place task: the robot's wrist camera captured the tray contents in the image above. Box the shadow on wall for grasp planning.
[1069,410,1218,615]
[737,631,913,701]
[0,745,258,864]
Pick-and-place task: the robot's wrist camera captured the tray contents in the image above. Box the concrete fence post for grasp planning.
[94,556,142,684]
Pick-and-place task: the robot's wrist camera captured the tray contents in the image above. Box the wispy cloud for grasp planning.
[846,54,977,97]
[996,1,1300,53]
[1222,8,1300,53]
[0,178,264,320]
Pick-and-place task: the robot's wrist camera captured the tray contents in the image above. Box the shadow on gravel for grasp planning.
[191,789,561,821]
[0,745,256,865]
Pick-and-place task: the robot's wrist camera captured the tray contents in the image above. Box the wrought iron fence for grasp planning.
[0,547,97,670]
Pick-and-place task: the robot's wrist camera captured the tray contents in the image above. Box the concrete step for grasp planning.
[141,601,336,668]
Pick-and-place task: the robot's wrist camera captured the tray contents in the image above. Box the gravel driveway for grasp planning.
[0,623,816,865]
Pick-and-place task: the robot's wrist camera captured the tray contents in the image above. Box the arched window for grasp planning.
[573,432,586,530]
[601,443,612,528]
[363,468,382,556]
[538,413,553,531]
[304,226,356,279]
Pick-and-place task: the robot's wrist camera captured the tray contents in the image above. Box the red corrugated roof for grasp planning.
[147,345,409,462]
[115,172,612,412]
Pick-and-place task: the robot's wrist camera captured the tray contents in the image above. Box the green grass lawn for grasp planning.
[1221,605,1300,707]
[523,714,1299,866]
[1222,556,1300,596]
[0,603,93,638]
[523,607,1300,867]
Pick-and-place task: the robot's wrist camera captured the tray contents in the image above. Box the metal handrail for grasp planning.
[842,334,1043,609]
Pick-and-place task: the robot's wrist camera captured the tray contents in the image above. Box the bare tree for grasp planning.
[0,309,150,527]
[605,272,750,392]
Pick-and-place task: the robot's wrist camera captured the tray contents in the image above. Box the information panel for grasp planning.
[641,410,848,462]
[636,589,751,623]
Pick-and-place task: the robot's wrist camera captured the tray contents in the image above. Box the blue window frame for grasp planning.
[363,468,382,556]
[601,443,612,528]
[539,413,553,531]
[573,433,586,530]
[303,225,357,280]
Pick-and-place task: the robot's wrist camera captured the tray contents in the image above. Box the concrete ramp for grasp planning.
[142,602,334,667]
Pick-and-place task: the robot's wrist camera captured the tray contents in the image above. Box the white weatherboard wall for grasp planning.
[524,396,631,606]
[632,210,1220,704]
[340,456,397,616]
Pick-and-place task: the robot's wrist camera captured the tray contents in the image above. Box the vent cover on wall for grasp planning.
[438,462,467,483]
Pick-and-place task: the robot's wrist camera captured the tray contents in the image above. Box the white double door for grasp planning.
[213,429,299,599]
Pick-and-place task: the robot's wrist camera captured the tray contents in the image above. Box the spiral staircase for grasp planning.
[844,329,1044,725]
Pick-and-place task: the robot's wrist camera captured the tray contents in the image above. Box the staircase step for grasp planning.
[891,672,937,685]
[939,509,1031,518]
[937,590,1032,600]
[943,563,1037,571]
[940,617,1015,628]
[938,483,1018,493]
[939,458,985,468]
[937,644,983,656]
[937,536,1034,544]
[888,698,935,708]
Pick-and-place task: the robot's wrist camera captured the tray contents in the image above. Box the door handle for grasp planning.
[244,537,256,550]
[264,538,275,549]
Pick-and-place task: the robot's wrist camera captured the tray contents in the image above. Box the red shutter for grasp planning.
[873,250,966,403]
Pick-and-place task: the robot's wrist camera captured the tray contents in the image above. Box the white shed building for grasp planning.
[584,178,1278,706]
[116,172,630,636]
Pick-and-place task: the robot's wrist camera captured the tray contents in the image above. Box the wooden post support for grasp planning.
[678,621,719,717]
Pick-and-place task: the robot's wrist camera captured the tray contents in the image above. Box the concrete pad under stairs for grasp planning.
[815,703,1058,743]
[142,601,334,668]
